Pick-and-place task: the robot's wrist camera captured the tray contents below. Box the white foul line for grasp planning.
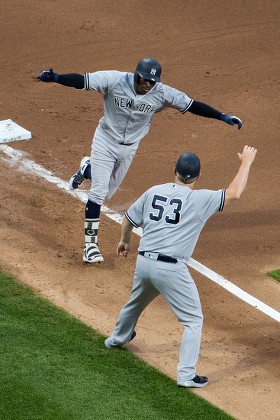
[1,144,279,323]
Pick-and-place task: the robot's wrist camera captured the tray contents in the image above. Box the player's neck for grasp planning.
[174,180,195,189]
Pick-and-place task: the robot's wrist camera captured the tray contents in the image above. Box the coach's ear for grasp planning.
[192,174,200,184]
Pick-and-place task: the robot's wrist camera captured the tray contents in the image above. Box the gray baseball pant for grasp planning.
[89,125,139,204]
[106,254,203,382]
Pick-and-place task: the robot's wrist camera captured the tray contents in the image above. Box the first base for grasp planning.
[0,119,32,143]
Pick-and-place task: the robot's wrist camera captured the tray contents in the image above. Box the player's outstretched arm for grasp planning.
[37,68,84,89]
[188,101,243,129]
[224,145,257,205]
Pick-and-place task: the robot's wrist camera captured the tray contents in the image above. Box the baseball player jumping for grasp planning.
[104,145,257,388]
[37,58,243,263]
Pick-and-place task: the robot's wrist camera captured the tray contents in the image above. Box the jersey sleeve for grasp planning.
[162,84,193,113]
[125,191,148,227]
[194,189,225,221]
[84,70,124,94]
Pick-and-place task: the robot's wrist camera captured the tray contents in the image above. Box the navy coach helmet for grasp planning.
[134,58,162,83]
[175,152,201,180]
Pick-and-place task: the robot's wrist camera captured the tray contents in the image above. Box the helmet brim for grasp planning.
[137,71,160,83]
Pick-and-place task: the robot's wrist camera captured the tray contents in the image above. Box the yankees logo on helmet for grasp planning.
[134,58,162,82]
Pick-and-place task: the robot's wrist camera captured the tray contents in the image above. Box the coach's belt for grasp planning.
[139,251,178,264]
[119,141,134,146]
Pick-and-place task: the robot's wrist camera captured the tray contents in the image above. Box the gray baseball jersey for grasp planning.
[85,71,193,144]
[125,182,225,261]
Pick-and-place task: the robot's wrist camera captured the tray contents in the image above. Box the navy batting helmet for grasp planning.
[134,58,162,83]
[175,152,201,180]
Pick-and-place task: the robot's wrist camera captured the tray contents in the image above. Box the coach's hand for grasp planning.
[238,145,257,164]
[220,113,243,130]
[37,68,59,82]
[117,241,130,257]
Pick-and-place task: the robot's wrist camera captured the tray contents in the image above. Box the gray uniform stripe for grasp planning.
[125,212,139,228]
[219,189,226,211]
[85,73,90,90]
[181,99,194,114]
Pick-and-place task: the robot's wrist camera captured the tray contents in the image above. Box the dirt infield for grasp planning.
[0,1,279,419]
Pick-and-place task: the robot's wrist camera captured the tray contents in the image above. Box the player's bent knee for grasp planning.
[89,192,106,205]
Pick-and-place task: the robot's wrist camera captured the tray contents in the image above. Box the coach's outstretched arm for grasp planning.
[37,68,84,89]
[224,145,257,205]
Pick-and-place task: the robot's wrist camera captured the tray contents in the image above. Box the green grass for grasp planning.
[0,271,234,420]
[267,269,280,282]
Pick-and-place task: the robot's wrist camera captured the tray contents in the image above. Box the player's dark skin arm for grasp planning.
[56,74,85,89]
[188,100,222,119]
[189,100,243,129]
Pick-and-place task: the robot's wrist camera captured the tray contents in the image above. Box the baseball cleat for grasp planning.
[177,375,208,388]
[83,243,104,263]
[69,156,91,190]
[104,331,136,349]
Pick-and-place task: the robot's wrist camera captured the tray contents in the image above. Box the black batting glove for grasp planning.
[220,113,243,130]
[37,68,59,83]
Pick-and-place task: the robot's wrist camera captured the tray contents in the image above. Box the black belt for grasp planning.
[139,251,178,264]
[119,142,134,146]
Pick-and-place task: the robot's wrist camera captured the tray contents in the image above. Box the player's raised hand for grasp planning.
[220,113,243,130]
[238,145,257,164]
[37,68,58,82]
